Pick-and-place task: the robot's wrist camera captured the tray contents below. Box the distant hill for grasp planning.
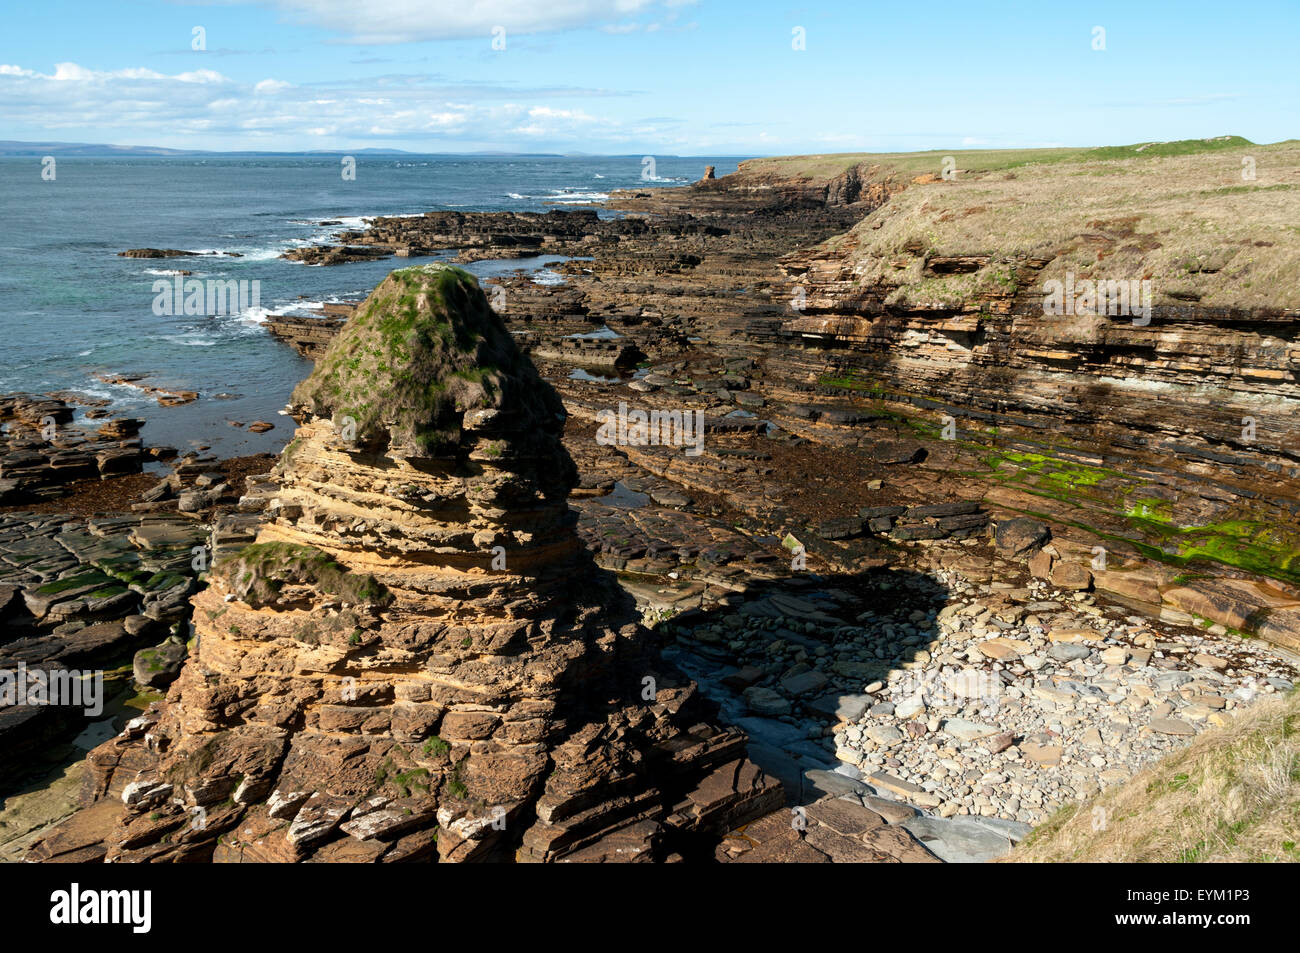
[0,140,570,158]
[0,140,199,156]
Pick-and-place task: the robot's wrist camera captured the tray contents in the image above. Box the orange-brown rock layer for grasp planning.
[34,264,780,863]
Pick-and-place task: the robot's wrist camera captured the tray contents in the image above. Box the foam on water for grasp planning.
[165,334,218,347]
[567,325,620,340]
[549,189,610,203]
[0,153,744,458]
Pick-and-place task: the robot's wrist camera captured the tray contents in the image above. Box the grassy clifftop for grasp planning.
[739,136,1264,183]
[773,138,1300,312]
[1011,689,1299,863]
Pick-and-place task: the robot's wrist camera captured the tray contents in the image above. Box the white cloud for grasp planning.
[0,59,643,149]
[176,69,227,84]
[424,112,465,128]
[244,0,694,44]
[36,62,228,84]
[52,62,96,82]
[526,106,597,122]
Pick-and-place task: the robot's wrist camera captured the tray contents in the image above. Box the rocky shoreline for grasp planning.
[6,144,1299,863]
[255,150,1299,858]
[265,150,1300,650]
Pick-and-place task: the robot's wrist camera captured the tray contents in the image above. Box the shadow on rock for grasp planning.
[657,568,951,806]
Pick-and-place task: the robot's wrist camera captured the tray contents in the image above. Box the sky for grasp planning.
[0,0,1296,155]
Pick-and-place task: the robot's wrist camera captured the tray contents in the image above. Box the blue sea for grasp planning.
[0,155,743,458]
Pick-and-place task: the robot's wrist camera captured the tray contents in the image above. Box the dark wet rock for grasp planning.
[117,248,197,258]
[0,395,149,502]
[132,636,187,689]
[815,517,865,540]
[906,501,980,519]
[994,518,1050,557]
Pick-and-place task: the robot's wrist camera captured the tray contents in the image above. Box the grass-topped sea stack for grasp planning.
[47,264,779,863]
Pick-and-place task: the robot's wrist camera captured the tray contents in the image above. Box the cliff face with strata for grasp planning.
[62,265,778,863]
[781,143,1300,469]
[768,143,1300,645]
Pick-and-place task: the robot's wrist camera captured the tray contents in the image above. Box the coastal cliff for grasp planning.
[773,140,1300,645]
[22,140,1300,865]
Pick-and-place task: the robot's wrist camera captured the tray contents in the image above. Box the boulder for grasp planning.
[994,517,1049,557]
[132,637,187,689]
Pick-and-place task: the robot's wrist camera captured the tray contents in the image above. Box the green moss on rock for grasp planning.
[290,263,566,457]
[215,542,393,609]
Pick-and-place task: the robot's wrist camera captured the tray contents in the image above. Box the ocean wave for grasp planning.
[228,246,288,262]
[165,334,218,347]
[290,215,372,230]
[231,306,271,327]
[77,379,150,405]
[506,189,611,203]
[545,188,610,205]
[230,299,323,330]
[549,189,609,201]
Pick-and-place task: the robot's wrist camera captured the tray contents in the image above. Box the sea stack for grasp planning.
[55,264,780,863]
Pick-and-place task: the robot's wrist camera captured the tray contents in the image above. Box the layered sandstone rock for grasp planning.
[43,264,779,863]
[264,303,356,360]
[773,143,1300,620]
[253,145,1300,650]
